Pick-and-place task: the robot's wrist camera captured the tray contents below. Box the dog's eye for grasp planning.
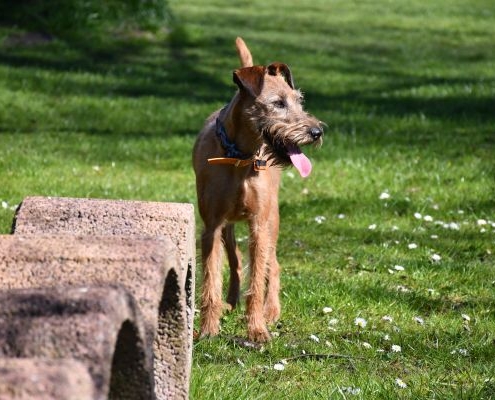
[273,99,286,109]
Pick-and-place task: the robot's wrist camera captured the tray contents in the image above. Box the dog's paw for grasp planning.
[223,300,239,312]
[264,303,281,324]
[200,320,220,338]
[248,325,271,343]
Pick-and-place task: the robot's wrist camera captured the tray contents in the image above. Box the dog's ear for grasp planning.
[267,62,295,89]
[233,66,266,97]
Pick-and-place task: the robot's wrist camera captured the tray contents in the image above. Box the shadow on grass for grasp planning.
[1,12,495,168]
[0,28,229,101]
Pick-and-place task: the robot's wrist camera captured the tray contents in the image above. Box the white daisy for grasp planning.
[314,215,326,224]
[391,344,402,352]
[273,363,285,371]
[395,378,407,388]
[448,222,460,230]
[431,253,442,262]
[458,349,468,356]
[309,334,320,343]
[461,314,471,322]
[354,317,367,328]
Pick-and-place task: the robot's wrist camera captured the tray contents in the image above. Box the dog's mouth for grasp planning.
[286,144,312,178]
[262,132,321,178]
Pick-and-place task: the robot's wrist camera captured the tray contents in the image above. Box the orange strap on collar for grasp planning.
[207,157,267,171]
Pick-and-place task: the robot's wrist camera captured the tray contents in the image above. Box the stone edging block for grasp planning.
[0,234,187,399]
[12,196,196,399]
[0,286,152,400]
[0,358,93,400]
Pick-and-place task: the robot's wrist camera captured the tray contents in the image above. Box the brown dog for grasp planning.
[193,37,323,342]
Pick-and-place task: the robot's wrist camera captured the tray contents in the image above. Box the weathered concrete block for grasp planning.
[0,234,187,399]
[12,196,195,399]
[0,286,151,400]
[12,196,195,400]
[0,358,93,400]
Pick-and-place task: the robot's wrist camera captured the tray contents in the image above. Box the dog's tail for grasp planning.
[235,37,253,68]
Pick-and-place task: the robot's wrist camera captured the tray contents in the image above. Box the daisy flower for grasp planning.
[461,314,471,322]
[273,363,285,371]
[431,253,442,262]
[309,334,320,343]
[314,215,326,224]
[354,317,367,328]
[395,378,407,388]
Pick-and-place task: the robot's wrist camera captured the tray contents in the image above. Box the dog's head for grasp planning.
[233,63,323,178]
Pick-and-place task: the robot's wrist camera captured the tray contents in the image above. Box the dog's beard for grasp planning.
[259,120,322,177]
[246,102,322,177]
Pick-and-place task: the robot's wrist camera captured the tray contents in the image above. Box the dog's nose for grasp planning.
[309,126,323,140]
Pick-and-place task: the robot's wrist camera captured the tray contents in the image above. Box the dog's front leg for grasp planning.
[246,217,271,342]
[200,225,224,337]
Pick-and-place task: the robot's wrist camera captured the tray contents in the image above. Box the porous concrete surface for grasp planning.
[0,358,93,400]
[12,196,195,400]
[0,234,187,399]
[0,286,152,400]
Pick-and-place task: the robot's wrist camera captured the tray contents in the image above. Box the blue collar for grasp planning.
[215,118,252,160]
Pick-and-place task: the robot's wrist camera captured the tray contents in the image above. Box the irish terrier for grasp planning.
[193,37,323,342]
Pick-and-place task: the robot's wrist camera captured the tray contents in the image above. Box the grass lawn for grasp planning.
[1,0,495,398]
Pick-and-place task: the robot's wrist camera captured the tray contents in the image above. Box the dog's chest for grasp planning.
[227,170,280,220]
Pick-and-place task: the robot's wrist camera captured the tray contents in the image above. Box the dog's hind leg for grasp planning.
[222,224,243,310]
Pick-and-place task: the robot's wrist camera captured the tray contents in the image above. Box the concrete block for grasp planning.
[0,358,93,400]
[0,286,151,400]
[0,234,187,399]
[12,196,196,399]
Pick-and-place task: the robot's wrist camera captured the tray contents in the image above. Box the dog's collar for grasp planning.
[207,118,267,171]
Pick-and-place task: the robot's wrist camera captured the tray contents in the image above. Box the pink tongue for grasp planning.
[289,148,312,178]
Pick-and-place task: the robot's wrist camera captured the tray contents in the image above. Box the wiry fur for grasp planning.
[193,37,323,342]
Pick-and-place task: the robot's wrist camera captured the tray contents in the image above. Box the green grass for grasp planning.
[1,0,495,398]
